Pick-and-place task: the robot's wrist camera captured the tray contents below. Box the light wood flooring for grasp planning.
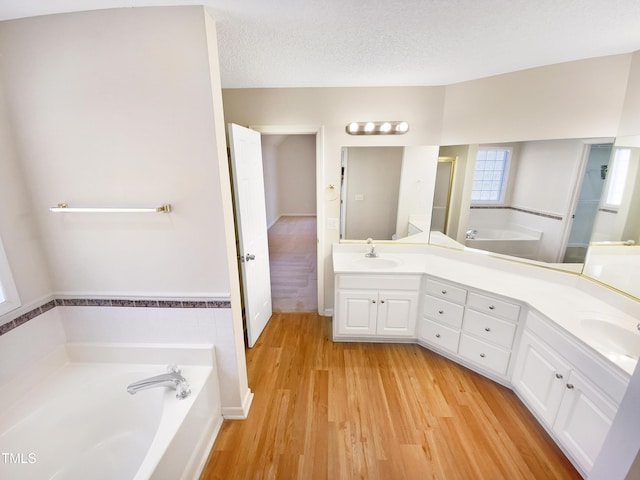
[268,216,317,312]
[200,313,581,479]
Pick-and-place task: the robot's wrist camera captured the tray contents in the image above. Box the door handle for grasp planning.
[242,253,256,262]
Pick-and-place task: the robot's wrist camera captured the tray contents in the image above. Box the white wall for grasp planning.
[0,7,231,298]
[276,135,316,216]
[441,54,632,145]
[0,78,54,313]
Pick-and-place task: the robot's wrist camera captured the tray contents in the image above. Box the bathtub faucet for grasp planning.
[127,364,191,400]
[466,229,478,239]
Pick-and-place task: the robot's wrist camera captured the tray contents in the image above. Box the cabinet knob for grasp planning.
[435,333,441,338]
[380,300,385,304]
[484,327,491,332]
[438,310,444,314]
[566,383,575,389]
[555,373,563,379]
[372,300,376,304]
[441,290,447,294]
[479,353,486,358]
[489,305,495,310]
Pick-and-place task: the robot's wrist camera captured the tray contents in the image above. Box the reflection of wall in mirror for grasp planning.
[343,147,402,240]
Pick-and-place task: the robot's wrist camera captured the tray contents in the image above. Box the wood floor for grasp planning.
[200,313,581,480]
[268,216,317,312]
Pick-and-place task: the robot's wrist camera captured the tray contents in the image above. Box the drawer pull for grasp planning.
[438,310,444,314]
[555,373,564,379]
[435,333,441,338]
[484,327,491,332]
[479,353,486,358]
[566,383,575,390]
[441,290,447,294]
[489,305,495,310]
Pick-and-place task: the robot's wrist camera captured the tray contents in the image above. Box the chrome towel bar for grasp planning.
[49,203,171,213]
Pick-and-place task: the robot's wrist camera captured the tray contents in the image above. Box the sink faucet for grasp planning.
[127,364,191,400]
[466,229,478,239]
[365,238,378,257]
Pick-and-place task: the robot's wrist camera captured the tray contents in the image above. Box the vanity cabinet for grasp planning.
[419,277,522,378]
[334,275,420,339]
[512,312,629,475]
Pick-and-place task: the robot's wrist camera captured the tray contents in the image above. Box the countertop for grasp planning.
[333,243,640,376]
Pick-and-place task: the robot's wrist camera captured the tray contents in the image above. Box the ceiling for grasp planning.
[1,0,640,89]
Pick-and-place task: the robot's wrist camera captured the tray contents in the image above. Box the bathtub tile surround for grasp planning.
[470,205,564,221]
[0,296,232,337]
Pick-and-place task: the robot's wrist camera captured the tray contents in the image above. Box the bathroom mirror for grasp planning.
[339,146,436,242]
[582,135,640,298]
[431,137,640,299]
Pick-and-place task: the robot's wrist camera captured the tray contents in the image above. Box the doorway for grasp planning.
[261,134,318,312]
[563,143,613,263]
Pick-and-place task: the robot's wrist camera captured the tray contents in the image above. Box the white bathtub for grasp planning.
[0,355,222,480]
[465,227,542,260]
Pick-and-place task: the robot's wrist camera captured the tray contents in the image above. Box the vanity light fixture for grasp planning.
[345,121,410,135]
[49,203,172,213]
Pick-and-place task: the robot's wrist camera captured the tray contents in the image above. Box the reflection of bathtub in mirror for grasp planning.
[464,226,543,260]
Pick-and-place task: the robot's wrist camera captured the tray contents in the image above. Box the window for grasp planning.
[0,234,20,318]
[602,147,631,209]
[471,147,511,203]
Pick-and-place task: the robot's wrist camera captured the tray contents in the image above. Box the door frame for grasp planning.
[249,124,325,316]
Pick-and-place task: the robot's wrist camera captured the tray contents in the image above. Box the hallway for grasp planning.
[268,216,317,312]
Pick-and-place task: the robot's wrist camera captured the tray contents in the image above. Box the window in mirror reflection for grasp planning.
[603,148,631,208]
[471,147,511,203]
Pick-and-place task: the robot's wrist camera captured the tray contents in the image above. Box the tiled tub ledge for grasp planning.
[0,296,232,336]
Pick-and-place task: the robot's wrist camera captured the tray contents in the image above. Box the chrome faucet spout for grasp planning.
[127,365,191,400]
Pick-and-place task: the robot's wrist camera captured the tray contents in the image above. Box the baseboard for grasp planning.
[222,388,254,419]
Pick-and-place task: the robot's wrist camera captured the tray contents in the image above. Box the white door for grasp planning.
[228,123,272,347]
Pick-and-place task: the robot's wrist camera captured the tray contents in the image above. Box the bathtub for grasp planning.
[0,351,222,480]
[465,227,542,260]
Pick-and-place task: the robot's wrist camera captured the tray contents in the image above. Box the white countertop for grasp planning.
[333,243,640,376]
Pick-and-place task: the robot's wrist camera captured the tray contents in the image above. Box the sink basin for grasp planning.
[581,318,640,359]
[353,257,399,269]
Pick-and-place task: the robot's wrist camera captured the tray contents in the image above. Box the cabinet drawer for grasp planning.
[463,309,517,348]
[337,274,421,291]
[423,295,464,328]
[424,278,467,304]
[459,334,511,376]
[419,318,460,354]
[467,292,520,321]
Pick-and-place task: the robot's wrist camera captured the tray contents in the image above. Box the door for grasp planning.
[336,290,378,336]
[553,369,617,473]
[512,331,570,426]
[228,123,272,347]
[564,143,613,262]
[432,157,455,234]
[376,290,419,337]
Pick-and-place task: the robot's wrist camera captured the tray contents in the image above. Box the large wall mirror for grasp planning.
[431,137,640,299]
[338,139,640,300]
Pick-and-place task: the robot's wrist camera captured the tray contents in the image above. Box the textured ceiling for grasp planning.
[1,0,640,88]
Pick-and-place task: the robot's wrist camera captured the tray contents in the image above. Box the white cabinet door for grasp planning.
[553,370,617,474]
[512,331,571,426]
[376,290,419,337]
[336,290,378,336]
